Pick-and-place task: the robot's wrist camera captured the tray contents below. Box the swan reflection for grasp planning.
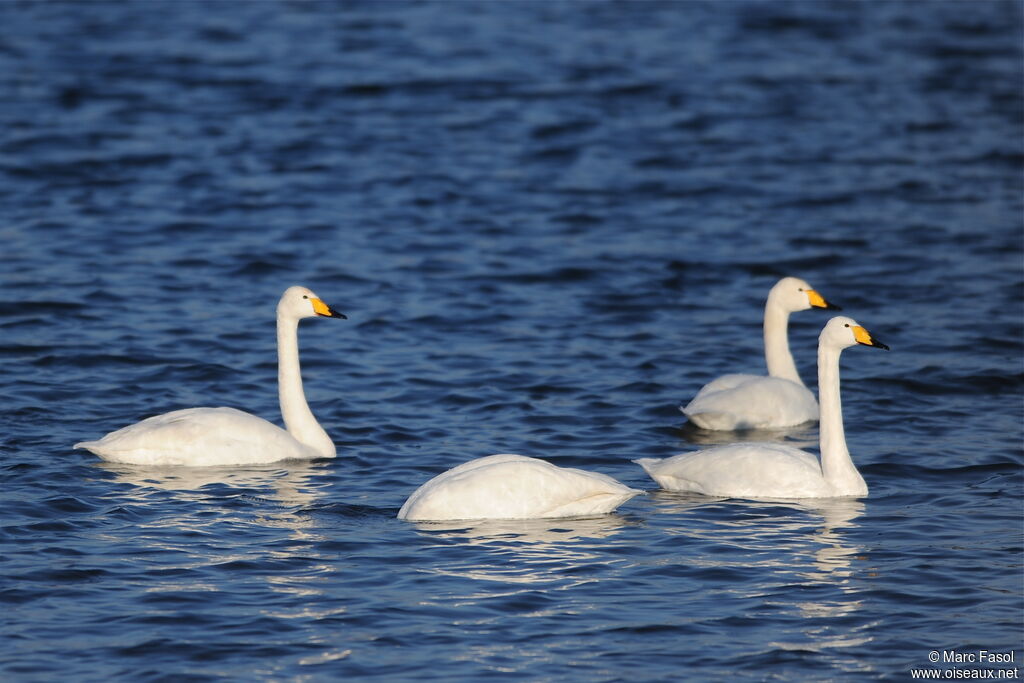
[647,490,863,575]
[94,460,338,613]
[95,460,330,507]
[678,420,819,449]
[649,490,869,653]
[409,514,636,586]
[94,460,333,538]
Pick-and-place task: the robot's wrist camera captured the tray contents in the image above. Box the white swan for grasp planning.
[74,286,346,467]
[682,276,840,430]
[398,454,642,521]
[639,316,887,499]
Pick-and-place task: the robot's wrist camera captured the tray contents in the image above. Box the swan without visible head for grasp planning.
[642,316,888,499]
[74,286,346,467]
[682,276,840,431]
[398,454,642,521]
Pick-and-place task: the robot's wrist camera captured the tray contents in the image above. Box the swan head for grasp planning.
[821,316,889,351]
[768,276,841,313]
[278,286,347,321]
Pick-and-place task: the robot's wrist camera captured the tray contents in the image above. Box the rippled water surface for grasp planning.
[2,1,1022,680]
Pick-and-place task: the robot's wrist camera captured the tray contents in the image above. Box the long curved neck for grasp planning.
[278,314,335,458]
[764,302,803,384]
[817,344,866,496]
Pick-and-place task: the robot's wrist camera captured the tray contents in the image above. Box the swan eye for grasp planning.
[844,323,850,327]
[302,295,309,299]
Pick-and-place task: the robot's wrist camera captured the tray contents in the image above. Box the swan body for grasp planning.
[75,286,346,467]
[682,277,839,430]
[684,374,818,431]
[643,316,888,500]
[398,454,642,521]
[74,407,320,467]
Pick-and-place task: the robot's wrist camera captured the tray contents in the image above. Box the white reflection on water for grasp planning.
[93,460,337,612]
[95,460,329,510]
[648,491,871,658]
[408,514,636,589]
[410,514,634,544]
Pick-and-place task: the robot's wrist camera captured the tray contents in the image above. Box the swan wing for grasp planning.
[398,454,641,521]
[74,407,316,466]
[635,443,828,499]
[682,375,818,430]
[690,373,762,398]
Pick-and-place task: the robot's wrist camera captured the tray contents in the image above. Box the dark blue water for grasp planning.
[1,1,1021,680]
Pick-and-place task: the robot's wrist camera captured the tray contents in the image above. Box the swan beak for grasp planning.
[807,289,842,311]
[853,325,889,350]
[311,298,347,319]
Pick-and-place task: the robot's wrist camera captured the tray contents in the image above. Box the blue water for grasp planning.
[1,1,1021,680]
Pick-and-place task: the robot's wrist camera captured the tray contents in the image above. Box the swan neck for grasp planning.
[277,313,335,458]
[764,303,803,384]
[817,344,864,495]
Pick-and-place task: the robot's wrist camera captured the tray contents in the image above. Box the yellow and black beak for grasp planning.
[807,289,842,311]
[311,298,347,319]
[852,325,889,350]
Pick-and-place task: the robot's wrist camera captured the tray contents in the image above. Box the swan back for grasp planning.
[636,443,826,498]
[74,407,319,466]
[399,454,641,521]
[683,374,818,430]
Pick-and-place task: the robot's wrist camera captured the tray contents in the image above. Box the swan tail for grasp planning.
[633,458,662,475]
[545,488,643,517]
[634,457,689,491]
[73,440,122,462]
[682,411,712,429]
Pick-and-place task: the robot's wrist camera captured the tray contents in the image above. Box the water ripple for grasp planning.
[0,0,1020,680]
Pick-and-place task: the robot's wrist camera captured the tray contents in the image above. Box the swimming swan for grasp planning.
[682,276,840,430]
[640,316,887,499]
[74,286,346,466]
[398,454,642,521]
